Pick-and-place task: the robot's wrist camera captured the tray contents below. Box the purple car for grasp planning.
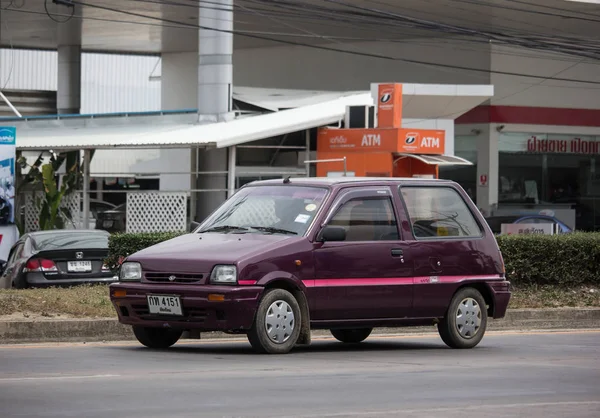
[110,177,511,354]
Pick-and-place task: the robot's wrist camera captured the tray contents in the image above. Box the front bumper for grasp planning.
[109,282,263,332]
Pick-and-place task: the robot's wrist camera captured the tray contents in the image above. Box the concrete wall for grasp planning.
[490,45,600,109]
[233,38,492,91]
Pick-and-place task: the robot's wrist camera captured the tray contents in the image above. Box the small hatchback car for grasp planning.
[110,177,511,354]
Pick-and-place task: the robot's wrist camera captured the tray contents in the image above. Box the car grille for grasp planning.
[131,304,208,322]
[144,273,204,283]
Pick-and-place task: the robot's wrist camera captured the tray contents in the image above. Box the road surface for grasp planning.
[1,330,599,417]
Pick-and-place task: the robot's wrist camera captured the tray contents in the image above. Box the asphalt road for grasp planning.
[0,331,599,418]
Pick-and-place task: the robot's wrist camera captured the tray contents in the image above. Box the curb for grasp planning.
[1,308,599,344]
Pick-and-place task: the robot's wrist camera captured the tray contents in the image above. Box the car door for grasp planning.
[0,241,25,288]
[312,186,413,321]
[398,185,487,318]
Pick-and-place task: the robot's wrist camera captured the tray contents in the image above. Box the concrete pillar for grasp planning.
[195,0,235,221]
[476,124,499,217]
[197,0,234,123]
[159,52,197,192]
[57,45,81,114]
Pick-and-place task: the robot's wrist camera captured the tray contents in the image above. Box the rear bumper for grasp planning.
[488,280,512,319]
[109,282,263,332]
[24,272,118,287]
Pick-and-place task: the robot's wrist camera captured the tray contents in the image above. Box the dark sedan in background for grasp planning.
[0,230,117,289]
[95,202,126,233]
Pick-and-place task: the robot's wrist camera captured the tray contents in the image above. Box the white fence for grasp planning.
[126,192,187,233]
[22,191,188,233]
[23,192,81,233]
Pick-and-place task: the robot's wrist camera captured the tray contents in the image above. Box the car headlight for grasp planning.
[120,262,142,282]
[210,265,237,284]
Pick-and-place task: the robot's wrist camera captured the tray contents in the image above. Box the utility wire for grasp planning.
[61,0,600,85]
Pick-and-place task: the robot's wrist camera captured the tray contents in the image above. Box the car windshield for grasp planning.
[198,185,328,236]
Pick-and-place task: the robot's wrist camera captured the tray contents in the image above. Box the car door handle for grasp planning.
[391,248,403,257]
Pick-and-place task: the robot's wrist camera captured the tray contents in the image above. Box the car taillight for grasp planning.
[24,259,58,273]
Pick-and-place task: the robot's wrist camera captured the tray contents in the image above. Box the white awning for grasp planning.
[15,92,372,151]
[13,84,493,151]
[395,153,473,166]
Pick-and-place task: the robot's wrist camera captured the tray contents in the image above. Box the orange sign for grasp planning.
[318,127,445,155]
[318,128,398,152]
[377,83,402,128]
[397,129,445,154]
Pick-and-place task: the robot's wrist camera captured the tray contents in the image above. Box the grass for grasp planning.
[0,284,598,320]
[0,285,115,319]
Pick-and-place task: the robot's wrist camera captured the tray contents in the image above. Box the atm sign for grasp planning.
[399,130,445,154]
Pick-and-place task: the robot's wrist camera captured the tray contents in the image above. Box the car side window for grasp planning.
[329,197,399,241]
[401,186,482,239]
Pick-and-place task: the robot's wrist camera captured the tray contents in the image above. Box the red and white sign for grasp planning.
[479,174,488,187]
[493,133,600,155]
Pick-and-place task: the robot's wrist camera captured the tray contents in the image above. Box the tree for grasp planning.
[17,150,92,231]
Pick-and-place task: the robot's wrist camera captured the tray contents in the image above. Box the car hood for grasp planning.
[128,232,301,273]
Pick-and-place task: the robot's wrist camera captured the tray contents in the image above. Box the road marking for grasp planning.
[0,329,598,350]
[284,401,600,417]
[0,374,121,382]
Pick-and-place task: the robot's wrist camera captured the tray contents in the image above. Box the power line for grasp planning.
[60,0,600,85]
[321,0,600,60]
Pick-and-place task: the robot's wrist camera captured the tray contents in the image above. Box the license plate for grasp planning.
[67,261,92,272]
[103,220,114,228]
[147,295,183,316]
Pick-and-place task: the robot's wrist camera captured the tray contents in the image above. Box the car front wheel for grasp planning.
[330,328,372,343]
[132,326,183,349]
[247,288,301,354]
[438,287,488,349]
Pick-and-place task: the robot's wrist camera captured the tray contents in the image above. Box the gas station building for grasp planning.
[1,0,600,231]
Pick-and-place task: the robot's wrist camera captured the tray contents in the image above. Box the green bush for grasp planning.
[106,231,184,269]
[497,232,600,287]
[106,231,600,288]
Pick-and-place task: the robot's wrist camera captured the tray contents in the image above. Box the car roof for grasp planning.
[247,177,457,187]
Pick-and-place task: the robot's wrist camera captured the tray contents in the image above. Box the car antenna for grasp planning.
[283,176,291,184]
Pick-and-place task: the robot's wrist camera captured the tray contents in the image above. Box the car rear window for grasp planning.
[33,233,109,251]
[400,186,483,238]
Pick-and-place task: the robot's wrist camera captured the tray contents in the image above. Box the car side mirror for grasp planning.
[189,221,201,233]
[318,226,346,242]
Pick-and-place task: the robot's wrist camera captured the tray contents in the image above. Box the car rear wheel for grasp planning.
[330,328,372,343]
[438,287,488,349]
[132,326,183,349]
[247,288,301,354]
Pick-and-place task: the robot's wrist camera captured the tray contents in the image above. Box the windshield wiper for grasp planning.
[247,226,298,235]
[200,225,249,234]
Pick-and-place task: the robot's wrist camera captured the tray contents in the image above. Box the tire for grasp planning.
[438,287,488,349]
[247,288,301,354]
[330,328,372,344]
[12,274,27,289]
[132,326,183,349]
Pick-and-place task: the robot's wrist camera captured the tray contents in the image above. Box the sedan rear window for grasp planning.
[33,233,109,251]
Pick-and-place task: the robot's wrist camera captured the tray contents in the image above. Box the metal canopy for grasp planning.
[12,84,494,152]
[395,153,473,166]
[13,92,372,151]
